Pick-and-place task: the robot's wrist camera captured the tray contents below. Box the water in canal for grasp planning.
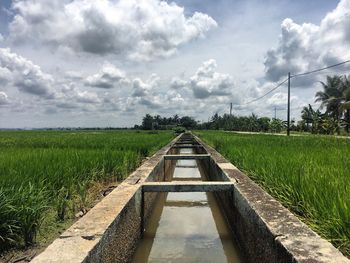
[132,148,242,263]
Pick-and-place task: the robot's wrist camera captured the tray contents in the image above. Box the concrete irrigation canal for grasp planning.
[32,133,349,263]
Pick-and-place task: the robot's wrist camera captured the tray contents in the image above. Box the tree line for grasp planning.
[136,74,350,135]
[136,113,287,133]
[135,114,198,130]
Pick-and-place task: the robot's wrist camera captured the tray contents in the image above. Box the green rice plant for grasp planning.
[75,181,89,213]
[13,183,49,246]
[0,130,173,250]
[55,186,72,221]
[196,131,350,257]
[0,189,19,250]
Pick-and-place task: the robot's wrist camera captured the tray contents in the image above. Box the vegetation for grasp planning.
[300,75,350,134]
[0,130,173,251]
[204,74,350,134]
[136,74,348,135]
[136,113,289,133]
[137,74,350,135]
[135,114,198,130]
[198,113,287,133]
[196,131,350,257]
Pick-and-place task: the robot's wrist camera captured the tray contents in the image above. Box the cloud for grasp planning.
[264,0,350,86]
[0,67,11,85]
[170,77,187,89]
[55,102,78,110]
[0,48,56,98]
[189,59,234,99]
[9,0,217,61]
[139,97,161,109]
[54,83,102,111]
[131,74,160,97]
[85,63,128,89]
[266,92,297,107]
[0,92,9,105]
[75,91,101,104]
[132,78,150,97]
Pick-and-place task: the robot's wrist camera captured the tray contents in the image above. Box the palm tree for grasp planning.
[172,114,180,124]
[315,75,343,121]
[340,75,350,133]
[301,104,313,131]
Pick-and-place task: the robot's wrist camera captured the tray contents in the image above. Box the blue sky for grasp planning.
[0,0,348,128]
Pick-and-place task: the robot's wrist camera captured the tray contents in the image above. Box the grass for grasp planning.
[195,130,350,257]
[0,130,173,251]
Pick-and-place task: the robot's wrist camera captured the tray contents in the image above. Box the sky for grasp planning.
[0,0,349,128]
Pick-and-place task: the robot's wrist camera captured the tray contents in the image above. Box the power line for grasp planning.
[241,78,288,105]
[287,59,350,135]
[291,59,350,78]
[232,58,350,109]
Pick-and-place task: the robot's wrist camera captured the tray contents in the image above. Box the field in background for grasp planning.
[0,130,173,252]
[196,131,350,257]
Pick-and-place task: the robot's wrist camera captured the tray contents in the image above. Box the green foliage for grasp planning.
[197,113,278,133]
[0,130,173,250]
[0,189,19,248]
[173,126,186,134]
[310,74,350,134]
[15,183,49,246]
[140,114,198,130]
[196,131,350,257]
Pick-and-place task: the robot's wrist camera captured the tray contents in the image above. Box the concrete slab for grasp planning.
[171,145,203,148]
[142,181,234,192]
[164,154,210,160]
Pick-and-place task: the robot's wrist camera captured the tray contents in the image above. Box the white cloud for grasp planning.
[0,48,56,98]
[266,92,297,107]
[9,0,217,61]
[132,78,151,97]
[0,91,9,105]
[75,91,101,104]
[189,59,234,99]
[170,77,187,89]
[85,63,128,89]
[0,67,11,85]
[264,0,350,86]
[131,74,160,97]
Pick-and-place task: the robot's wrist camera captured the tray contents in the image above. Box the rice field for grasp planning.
[195,131,350,257]
[0,130,173,251]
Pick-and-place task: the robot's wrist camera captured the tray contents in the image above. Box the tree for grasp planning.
[301,104,314,131]
[270,118,284,133]
[172,114,180,124]
[180,116,197,130]
[313,75,350,134]
[141,114,154,130]
[258,117,271,132]
[315,75,343,123]
[340,75,350,133]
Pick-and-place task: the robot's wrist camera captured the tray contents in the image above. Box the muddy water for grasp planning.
[132,148,242,263]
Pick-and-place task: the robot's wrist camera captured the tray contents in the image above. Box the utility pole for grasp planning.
[287,72,291,136]
[274,106,276,119]
[230,103,232,116]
